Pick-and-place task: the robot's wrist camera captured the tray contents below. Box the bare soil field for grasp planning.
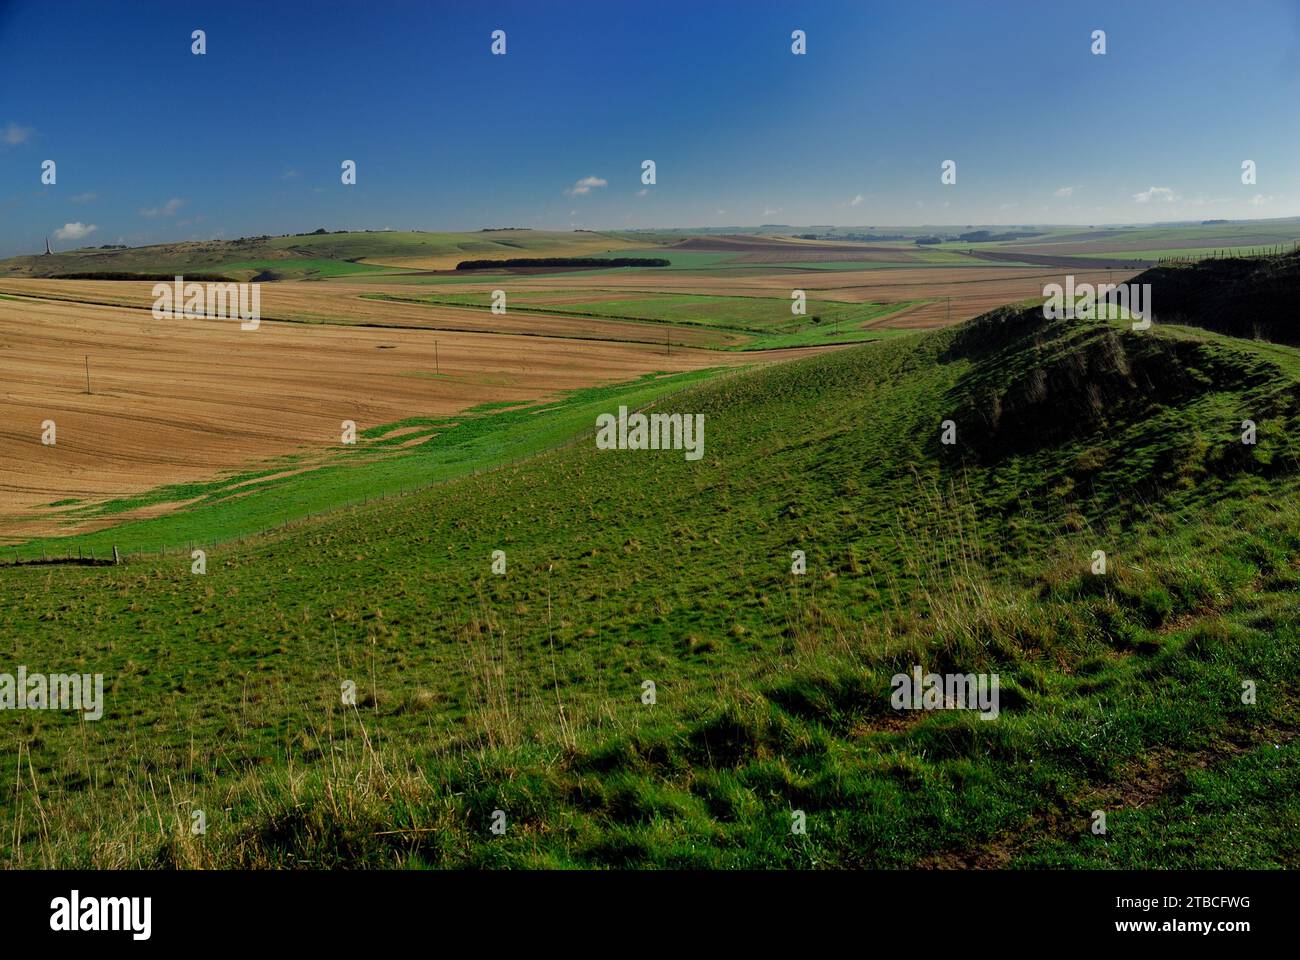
[996,230,1300,255]
[964,250,1149,270]
[671,234,926,263]
[435,265,1134,323]
[0,292,789,539]
[1,263,1134,343]
[359,234,649,270]
[0,259,1133,536]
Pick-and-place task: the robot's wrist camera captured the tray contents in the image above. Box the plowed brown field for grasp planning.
[0,255,1129,537]
[0,280,750,347]
[0,290,817,539]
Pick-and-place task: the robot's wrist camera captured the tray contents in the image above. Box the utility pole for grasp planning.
[85,355,91,394]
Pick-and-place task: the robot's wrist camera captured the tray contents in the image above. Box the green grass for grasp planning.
[263,229,649,262]
[578,249,742,270]
[359,290,924,350]
[1072,245,1300,262]
[4,304,1299,868]
[212,258,393,279]
[0,230,668,280]
[6,367,732,561]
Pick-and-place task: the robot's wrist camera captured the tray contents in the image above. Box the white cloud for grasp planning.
[1249,193,1279,206]
[849,194,864,207]
[1133,186,1178,204]
[636,188,649,197]
[54,222,96,241]
[1053,185,1079,198]
[762,206,782,217]
[564,175,607,197]
[139,197,185,218]
[70,192,97,203]
[1,122,32,147]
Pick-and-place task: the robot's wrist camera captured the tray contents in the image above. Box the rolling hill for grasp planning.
[0,230,663,281]
[5,253,1299,868]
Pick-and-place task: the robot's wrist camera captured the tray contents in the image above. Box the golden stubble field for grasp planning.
[0,279,747,347]
[364,264,1133,329]
[0,262,1130,343]
[0,286,811,540]
[0,256,1128,539]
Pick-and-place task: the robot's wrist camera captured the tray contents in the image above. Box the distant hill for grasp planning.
[455,256,670,270]
[0,229,665,281]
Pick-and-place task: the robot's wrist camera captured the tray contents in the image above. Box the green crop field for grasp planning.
[360,291,924,350]
[211,258,394,279]
[1070,245,1300,263]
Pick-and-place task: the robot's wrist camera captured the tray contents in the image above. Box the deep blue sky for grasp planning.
[2,0,1299,255]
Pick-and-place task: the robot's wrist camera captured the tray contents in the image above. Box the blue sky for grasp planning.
[2,0,1299,255]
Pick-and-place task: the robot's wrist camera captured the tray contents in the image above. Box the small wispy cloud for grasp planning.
[564,175,607,197]
[636,188,649,198]
[1,122,33,147]
[1053,185,1080,198]
[282,169,299,180]
[849,194,864,207]
[69,192,97,203]
[54,222,96,241]
[1133,186,1178,204]
[1249,193,1279,207]
[139,197,185,218]
[762,206,782,217]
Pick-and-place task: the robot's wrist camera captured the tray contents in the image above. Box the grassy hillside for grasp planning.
[5,297,1299,867]
[1139,248,1300,345]
[7,368,729,561]
[0,230,661,280]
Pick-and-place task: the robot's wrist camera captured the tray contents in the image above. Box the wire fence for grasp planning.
[1155,241,1300,265]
